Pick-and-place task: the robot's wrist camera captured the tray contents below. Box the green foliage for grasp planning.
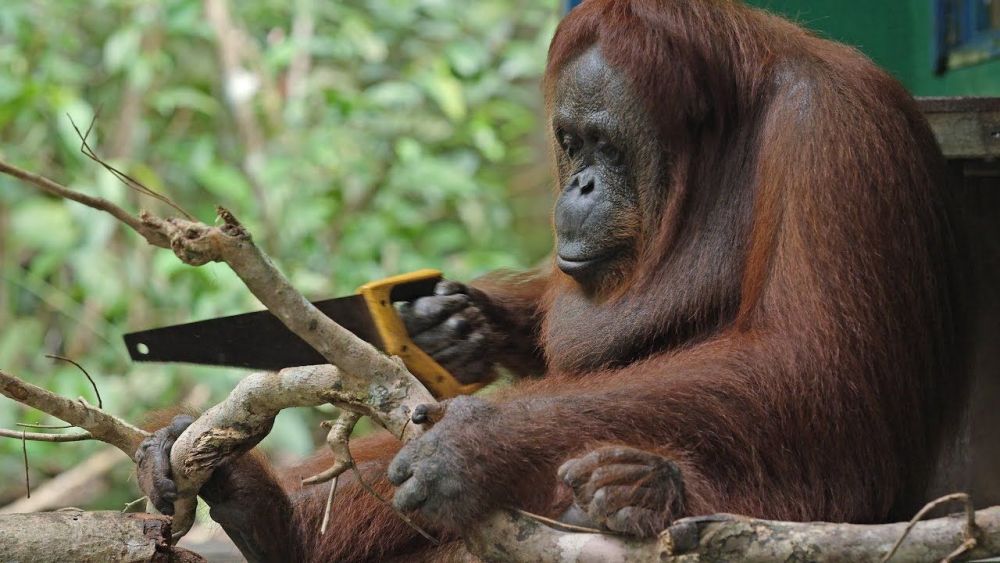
[0,0,557,508]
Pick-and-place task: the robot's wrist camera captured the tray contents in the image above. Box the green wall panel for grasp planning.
[747,0,1000,96]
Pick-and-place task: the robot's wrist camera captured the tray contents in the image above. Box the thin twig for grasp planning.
[882,492,977,562]
[46,354,102,409]
[513,508,604,534]
[943,492,980,563]
[68,114,193,220]
[942,537,977,563]
[301,412,359,486]
[301,411,435,541]
[16,422,72,430]
[22,432,30,498]
[0,159,161,244]
[122,496,148,513]
[319,477,338,535]
[0,428,93,442]
[349,463,439,545]
[1,447,125,514]
[0,369,144,453]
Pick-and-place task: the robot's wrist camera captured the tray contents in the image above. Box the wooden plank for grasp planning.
[917,97,1000,160]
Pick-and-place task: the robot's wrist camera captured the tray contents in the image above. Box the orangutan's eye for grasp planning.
[558,130,582,158]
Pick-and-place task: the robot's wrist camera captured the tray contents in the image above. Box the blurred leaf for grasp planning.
[152,88,220,116]
[195,163,253,205]
[422,61,466,121]
[366,81,424,109]
[10,199,78,250]
[446,40,488,77]
[342,15,388,63]
[472,121,505,161]
[0,318,44,369]
[103,27,141,73]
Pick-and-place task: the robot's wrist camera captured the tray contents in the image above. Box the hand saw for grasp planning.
[123,269,487,399]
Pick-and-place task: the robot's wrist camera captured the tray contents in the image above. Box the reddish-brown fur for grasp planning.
[197,2,969,560]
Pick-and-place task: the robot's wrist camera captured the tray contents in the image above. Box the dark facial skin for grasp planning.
[551,47,659,287]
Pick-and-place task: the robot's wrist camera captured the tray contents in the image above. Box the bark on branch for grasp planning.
[0,509,205,562]
[0,369,147,453]
[467,507,1000,562]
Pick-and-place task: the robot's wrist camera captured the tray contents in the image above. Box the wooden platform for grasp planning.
[918,97,1000,161]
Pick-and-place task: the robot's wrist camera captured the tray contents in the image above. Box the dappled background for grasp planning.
[0,0,558,511]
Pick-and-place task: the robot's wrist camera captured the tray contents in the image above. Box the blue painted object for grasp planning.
[934,0,1000,72]
[565,0,584,14]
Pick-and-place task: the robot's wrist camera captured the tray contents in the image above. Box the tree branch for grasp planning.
[0,369,147,454]
[468,506,1000,563]
[0,160,169,248]
[0,509,204,562]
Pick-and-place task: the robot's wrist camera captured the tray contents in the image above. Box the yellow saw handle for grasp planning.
[357,269,492,399]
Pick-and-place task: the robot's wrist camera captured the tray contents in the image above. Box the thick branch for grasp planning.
[168,363,428,500]
[466,510,656,561]
[0,509,204,562]
[0,361,421,540]
[468,507,1000,562]
[122,210,435,535]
